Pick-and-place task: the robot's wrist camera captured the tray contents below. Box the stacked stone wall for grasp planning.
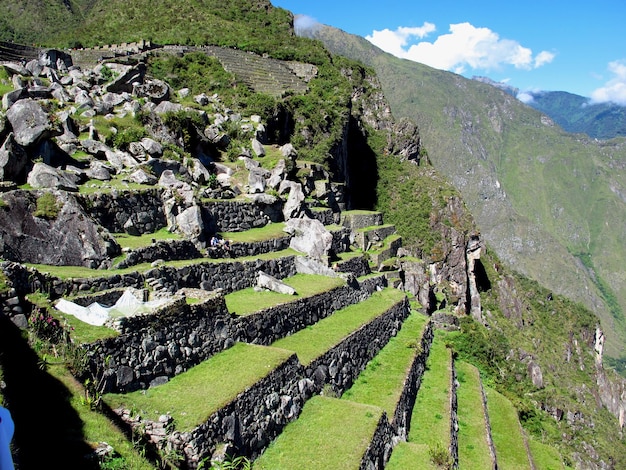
[203,200,283,232]
[80,189,167,235]
[306,297,410,395]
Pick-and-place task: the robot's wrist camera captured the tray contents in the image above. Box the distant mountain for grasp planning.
[473,77,626,140]
[300,23,626,362]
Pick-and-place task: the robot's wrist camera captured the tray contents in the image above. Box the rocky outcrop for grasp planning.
[0,190,119,268]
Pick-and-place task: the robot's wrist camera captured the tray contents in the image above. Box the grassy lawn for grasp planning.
[485,386,532,470]
[455,361,493,469]
[386,442,438,470]
[271,288,406,365]
[224,273,345,316]
[220,222,287,243]
[342,311,428,416]
[103,343,293,432]
[407,332,452,449]
[253,395,383,470]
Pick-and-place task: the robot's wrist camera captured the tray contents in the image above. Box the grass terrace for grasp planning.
[407,332,452,449]
[26,248,299,279]
[485,386,532,470]
[103,342,294,432]
[114,228,182,250]
[271,287,406,365]
[224,273,345,316]
[386,442,438,470]
[341,310,428,415]
[220,222,287,243]
[528,438,565,469]
[253,395,384,470]
[455,361,493,469]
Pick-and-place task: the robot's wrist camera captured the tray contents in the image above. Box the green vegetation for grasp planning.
[386,442,438,470]
[33,192,62,219]
[104,343,293,432]
[220,223,287,243]
[342,310,427,414]
[48,364,156,470]
[224,273,345,316]
[272,287,405,365]
[455,361,493,469]
[114,228,181,250]
[253,396,382,470]
[407,332,452,448]
[528,438,566,470]
[485,386,531,470]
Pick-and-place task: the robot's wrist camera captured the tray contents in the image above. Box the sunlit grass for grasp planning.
[272,287,406,365]
[342,310,427,415]
[485,386,532,470]
[103,343,293,432]
[407,332,452,448]
[224,273,345,316]
[253,396,382,470]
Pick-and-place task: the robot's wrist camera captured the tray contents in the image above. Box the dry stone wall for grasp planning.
[203,200,283,232]
[80,189,167,235]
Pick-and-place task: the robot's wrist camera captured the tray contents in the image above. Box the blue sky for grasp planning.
[271,1,626,104]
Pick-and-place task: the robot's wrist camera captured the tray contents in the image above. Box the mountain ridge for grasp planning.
[299,22,626,361]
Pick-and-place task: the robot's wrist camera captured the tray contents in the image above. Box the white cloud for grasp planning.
[293,14,321,34]
[366,22,554,74]
[365,23,436,57]
[517,92,535,104]
[590,60,626,105]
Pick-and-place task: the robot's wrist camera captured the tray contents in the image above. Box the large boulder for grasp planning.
[0,190,119,268]
[6,98,55,146]
[26,162,78,191]
[284,217,333,262]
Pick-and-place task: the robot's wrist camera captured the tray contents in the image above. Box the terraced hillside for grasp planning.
[1,29,625,470]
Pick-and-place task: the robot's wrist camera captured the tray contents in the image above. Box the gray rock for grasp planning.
[106,64,146,94]
[0,133,28,181]
[251,138,265,157]
[175,205,204,239]
[154,101,182,115]
[134,78,170,103]
[248,166,269,194]
[267,159,286,189]
[0,189,120,267]
[284,217,333,262]
[141,137,163,156]
[27,162,78,191]
[6,99,52,146]
[256,270,296,295]
[279,180,305,220]
[129,168,157,185]
[86,161,112,181]
[1,88,27,110]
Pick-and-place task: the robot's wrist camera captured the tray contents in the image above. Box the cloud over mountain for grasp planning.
[366,22,555,75]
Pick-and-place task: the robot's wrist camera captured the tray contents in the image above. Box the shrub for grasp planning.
[33,192,61,220]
